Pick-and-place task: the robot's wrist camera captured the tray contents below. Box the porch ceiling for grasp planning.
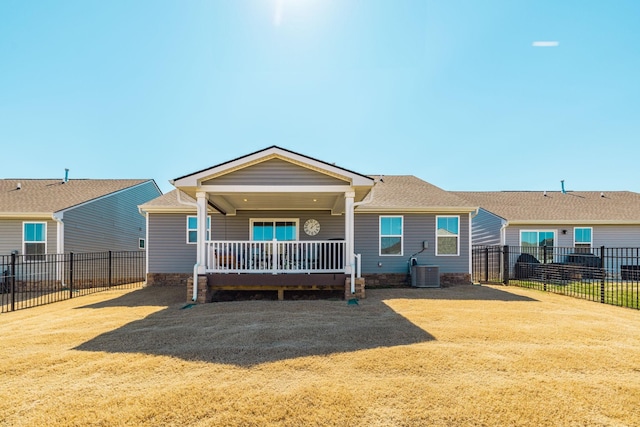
[210,192,345,214]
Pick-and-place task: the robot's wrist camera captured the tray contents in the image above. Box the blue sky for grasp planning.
[1,0,638,195]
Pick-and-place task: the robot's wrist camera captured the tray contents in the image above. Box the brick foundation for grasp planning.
[363,272,471,288]
[362,273,409,289]
[186,275,210,303]
[440,273,472,286]
[345,277,365,300]
[146,273,191,287]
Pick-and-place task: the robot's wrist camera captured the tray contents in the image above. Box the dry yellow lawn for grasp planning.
[1,284,639,426]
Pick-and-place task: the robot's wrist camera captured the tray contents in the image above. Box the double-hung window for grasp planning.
[187,216,211,244]
[23,222,46,261]
[574,227,592,252]
[379,216,403,256]
[436,216,459,255]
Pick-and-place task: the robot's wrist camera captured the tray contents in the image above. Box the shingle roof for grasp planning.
[358,176,477,212]
[0,179,152,214]
[141,177,477,213]
[454,191,640,223]
[140,190,197,211]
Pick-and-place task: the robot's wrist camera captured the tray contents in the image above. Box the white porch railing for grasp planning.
[205,240,346,274]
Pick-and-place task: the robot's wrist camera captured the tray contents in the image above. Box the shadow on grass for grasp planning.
[76,286,186,309]
[74,285,535,367]
[74,289,434,367]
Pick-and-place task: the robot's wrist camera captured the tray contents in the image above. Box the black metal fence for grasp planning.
[0,251,145,313]
[473,245,640,310]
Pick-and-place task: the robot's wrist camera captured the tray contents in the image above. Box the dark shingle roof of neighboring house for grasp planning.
[454,191,640,224]
[0,179,154,215]
[142,176,477,213]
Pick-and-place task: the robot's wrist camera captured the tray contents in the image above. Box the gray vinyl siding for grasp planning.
[471,208,504,246]
[212,210,345,241]
[148,213,198,273]
[148,209,472,275]
[202,159,348,186]
[63,181,160,253]
[354,213,471,275]
[506,224,640,248]
[0,219,56,256]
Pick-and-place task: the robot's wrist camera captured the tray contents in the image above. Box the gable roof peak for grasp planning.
[172,146,374,187]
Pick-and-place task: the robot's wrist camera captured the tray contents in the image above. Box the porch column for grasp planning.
[196,191,208,274]
[344,191,355,275]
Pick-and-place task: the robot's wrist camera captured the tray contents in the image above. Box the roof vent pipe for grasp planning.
[63,168,69,183]
[16,182,21,190]
[561,180,566,194]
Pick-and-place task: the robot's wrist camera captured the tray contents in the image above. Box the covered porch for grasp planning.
[172,146,375,301]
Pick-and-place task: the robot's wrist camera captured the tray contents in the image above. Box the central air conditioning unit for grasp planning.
[411,265,440,288]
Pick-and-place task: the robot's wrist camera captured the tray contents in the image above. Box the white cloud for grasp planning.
[273,0,284,27]
[532,41,560,47]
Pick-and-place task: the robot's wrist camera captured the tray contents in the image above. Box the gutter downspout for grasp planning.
[52,212,65,285]
[176,190,201,302]
[138,205,149,284]
[500,220,509,246]
[349,182,377,294]
[469,208,479,276]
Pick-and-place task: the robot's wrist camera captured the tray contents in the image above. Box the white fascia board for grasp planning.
[138,206,219,214]
[173,147,374,188]
[508,220,640,226]
[355,207,478,214]
[198,184,354,194]
[0,212,52,219]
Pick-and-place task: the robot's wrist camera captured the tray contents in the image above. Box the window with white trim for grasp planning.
[250,219,298,241]
[23,222,46,261]
[187,216,211,244]
[574,227,592,252]
[379,216,403,256]
[436,216,459,255]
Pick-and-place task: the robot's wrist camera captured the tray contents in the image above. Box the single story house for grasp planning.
[139,146,478,302]
[456,190,640,279]
[454,190,640,249]
[0,176,162,257]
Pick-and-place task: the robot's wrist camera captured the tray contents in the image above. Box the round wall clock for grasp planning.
[303,218,321,236]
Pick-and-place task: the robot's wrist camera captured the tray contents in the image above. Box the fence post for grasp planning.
[10,252,16,312]
[502,245,509,285]
[108,250,112,288]
[484,247,489,283]
[69,252,74,299]
[543,245,548,291]
[600,245,606,304]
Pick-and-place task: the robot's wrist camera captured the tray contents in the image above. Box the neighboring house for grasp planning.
[454,190,640,249]
[139,146,478,302]
[0,177,162,257]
